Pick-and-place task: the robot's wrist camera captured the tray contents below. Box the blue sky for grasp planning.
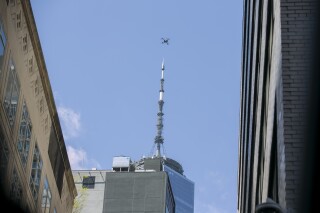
[30,1,243,212]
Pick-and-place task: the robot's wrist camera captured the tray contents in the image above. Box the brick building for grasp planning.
[237,0,318,212]
[0,0,76,212]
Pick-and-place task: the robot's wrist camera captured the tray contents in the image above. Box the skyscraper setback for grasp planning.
[72,61,194,213]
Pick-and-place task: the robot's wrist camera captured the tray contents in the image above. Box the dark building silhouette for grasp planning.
[237,0,319,212]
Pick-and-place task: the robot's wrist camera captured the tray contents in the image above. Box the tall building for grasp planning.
[72,61,194,213]
[73,156,194,213]
[237,0,318,212]
[0,1,76,212]
[72,157,175,213]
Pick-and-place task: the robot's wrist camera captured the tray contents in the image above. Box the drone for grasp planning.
[161,37,170,45]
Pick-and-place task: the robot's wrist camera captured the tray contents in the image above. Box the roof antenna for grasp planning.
[154,59,165,157]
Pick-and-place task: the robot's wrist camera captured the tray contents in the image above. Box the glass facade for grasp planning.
[17,101,32,168]
[30,143,43,202]
[41,177,52,213]
[4,59,20,127]
[163,165,195,213]
[166,178,175,213]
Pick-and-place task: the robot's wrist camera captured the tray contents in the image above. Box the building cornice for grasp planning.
[20,0,77,198]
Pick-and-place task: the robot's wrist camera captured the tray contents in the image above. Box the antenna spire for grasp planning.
[154,59,165,157]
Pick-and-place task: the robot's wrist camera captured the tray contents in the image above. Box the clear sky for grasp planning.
[30,1,243,212]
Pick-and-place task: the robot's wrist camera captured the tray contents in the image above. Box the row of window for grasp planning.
[10,167,53,213]
[2,61,54,212]
[1,124,49,211]
[0,16,56,213]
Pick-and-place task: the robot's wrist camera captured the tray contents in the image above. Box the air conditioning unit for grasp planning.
[112,156,131,172]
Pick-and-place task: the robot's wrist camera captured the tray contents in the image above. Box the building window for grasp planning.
[39,97,44,114]
[22,34,28,52]
[30,143,43,202]
[53,208,57,213]
[34,77,39,96]
[4,59,20,127]
[0,126,9,185]
[48,126,64,196]
[44,115,49,134]
[42,178,52,213]
[10,168,23,206]
[28,57,33,73]
[9,0,15,7]
[82,176,95,189]
[16,11,21,29]
[17,101,32,169]
[0,18,7,74]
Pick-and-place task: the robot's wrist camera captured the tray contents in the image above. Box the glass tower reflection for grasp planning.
[163,165,195,213]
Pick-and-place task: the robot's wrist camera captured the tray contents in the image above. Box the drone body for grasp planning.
[161,37,170,45]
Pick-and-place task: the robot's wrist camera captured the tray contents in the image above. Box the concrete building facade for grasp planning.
[72,157,194,213]
[0,0,76,212]
[103,171,172,213]
[237,0,318,212]
[73,170,173,213]
[72,170,107,213]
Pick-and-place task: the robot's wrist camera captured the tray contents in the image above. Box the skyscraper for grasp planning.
[237,0,318,212]
[0,0,76,212]
[72,61,194,213]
